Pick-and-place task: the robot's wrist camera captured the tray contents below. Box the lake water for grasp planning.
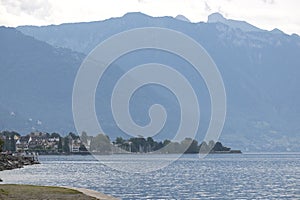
[0,153,299,199]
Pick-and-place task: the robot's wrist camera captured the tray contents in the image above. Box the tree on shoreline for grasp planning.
[0,130,237,154]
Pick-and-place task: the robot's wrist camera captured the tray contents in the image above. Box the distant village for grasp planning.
[0,130,241,154]
[0,131,82,154]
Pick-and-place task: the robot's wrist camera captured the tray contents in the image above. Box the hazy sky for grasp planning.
[0,0,299,35]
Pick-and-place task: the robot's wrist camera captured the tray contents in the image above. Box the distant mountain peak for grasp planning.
[207,12,263,33]
[175,15,191,22]
[271,28,285,35]
[207,12,226,23]
[122,12,150,18]
[5,14,300,151]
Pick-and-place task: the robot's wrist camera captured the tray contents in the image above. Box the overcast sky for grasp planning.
[0,0,299,35]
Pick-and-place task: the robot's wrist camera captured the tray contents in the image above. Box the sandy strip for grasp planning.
[65,186,119,200]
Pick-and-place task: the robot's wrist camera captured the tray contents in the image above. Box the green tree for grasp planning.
[183,138,199,153]
[115,137,125,145]
[146,137,156,152]
[68,132,79,140]
[154,141,164,151]
[161,141,181,153]
[0,131,20,152]
[50,132,61,138]
[80,131,88,143]
[199,141,209,153]
[90,134,112,153]
[58,137,63,152]
[163,139,171,147]
[208,140,216,149]
[0,138,4,151]
[129,137,147,152]
[212,142,230,152]
[63,137,70,153]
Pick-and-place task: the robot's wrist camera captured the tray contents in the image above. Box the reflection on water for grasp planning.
[0,153,299,199]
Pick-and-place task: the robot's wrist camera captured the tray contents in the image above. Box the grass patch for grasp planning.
[0,188,9,195]
[0,184,98,200]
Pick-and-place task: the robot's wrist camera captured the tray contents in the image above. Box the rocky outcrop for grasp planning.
[0,154,39,171]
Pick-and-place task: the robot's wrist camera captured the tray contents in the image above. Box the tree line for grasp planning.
[112,136,231,154]
[0,130,235,154]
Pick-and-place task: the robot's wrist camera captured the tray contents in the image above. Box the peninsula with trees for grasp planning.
[0,130,241,155]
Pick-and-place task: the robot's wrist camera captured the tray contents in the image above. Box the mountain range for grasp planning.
[1,12,299,151]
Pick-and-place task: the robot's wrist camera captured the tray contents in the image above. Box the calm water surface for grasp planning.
[0,153,299,199]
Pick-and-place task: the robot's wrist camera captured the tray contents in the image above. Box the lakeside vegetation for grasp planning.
[0,184,100,200]
[0,130,241,154]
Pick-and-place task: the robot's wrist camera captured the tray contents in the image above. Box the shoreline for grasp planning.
[64,186,118,200]
[0,153,39,171]
[35,150,242,156]
[0,184,118,200]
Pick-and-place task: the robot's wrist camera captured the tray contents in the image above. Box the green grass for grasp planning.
[0,188,9,195]
[0,184,98,200]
